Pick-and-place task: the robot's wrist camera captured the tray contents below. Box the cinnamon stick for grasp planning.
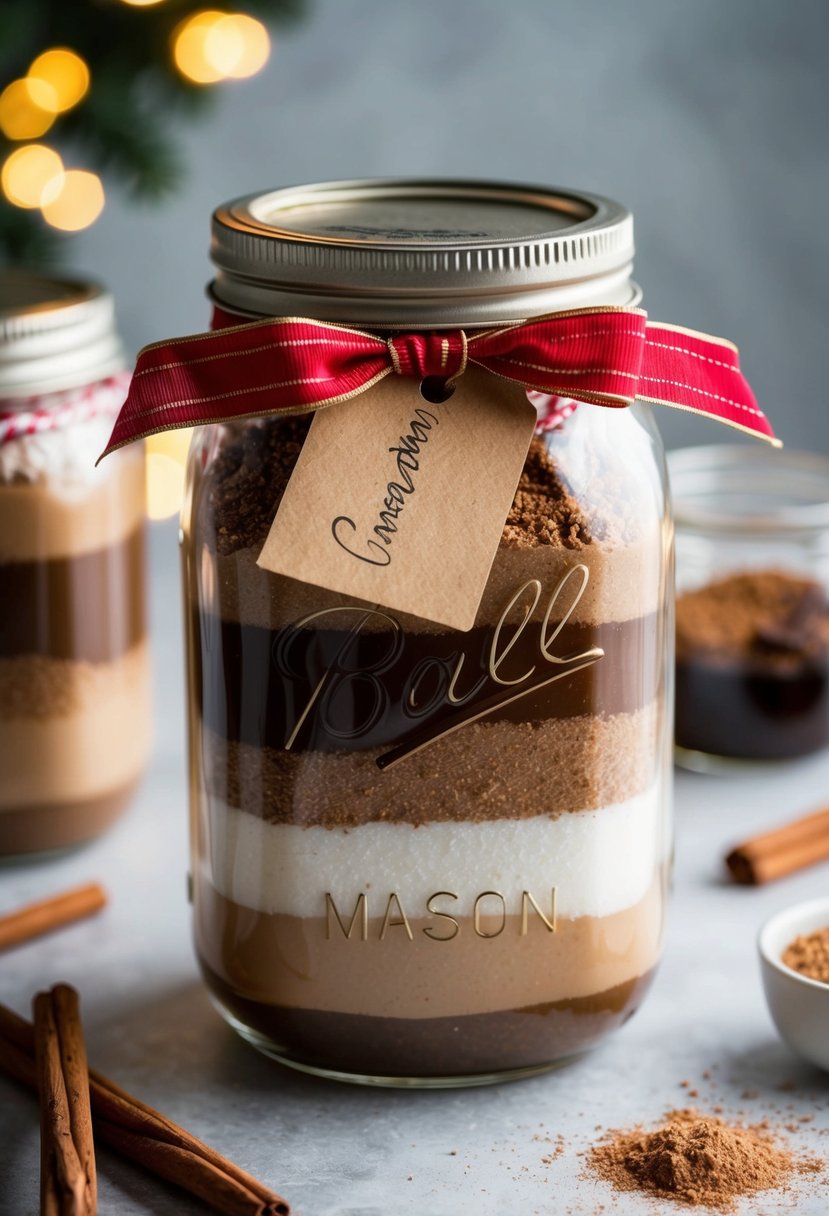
[0,884,107,952]
[726,805,829,885]
[0,1002,289,1216]
[33,987,95,1215]
[53,987,96,1212]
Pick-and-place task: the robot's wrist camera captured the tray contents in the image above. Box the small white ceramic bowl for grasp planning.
[759,897,829,1072]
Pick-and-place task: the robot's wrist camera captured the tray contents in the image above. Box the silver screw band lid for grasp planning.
[211,178,637,326]
[0,271,125,398]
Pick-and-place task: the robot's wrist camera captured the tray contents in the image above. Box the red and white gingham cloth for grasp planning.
[0,371,131,447]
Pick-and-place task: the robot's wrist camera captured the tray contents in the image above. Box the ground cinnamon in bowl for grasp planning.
[782,926,829,984]
[588,1107,820,1211]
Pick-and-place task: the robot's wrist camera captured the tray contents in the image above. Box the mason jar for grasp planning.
[182,180,673,1085]
[0,272,151,856]
[670,444,829,769]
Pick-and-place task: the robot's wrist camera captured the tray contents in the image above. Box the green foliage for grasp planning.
[0,200,62,264]
[0,0,307,265]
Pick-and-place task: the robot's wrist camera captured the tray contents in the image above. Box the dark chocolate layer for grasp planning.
[194,610,658,754]
[202,959,655,1077]
[0,527,146,662]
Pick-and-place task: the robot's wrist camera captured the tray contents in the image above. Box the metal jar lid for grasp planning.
[0,271,125,398]
[210,177,637,327]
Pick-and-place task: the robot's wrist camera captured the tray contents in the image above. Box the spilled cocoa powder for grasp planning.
[782,926,829,984]
[588,1107,822,1211]
[207,417,590,556]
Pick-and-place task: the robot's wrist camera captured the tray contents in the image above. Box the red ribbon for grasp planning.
[99,305,778,459]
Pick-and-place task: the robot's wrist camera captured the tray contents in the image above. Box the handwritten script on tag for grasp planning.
[257,368,537,630]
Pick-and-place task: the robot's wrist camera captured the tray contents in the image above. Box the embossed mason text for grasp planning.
[325,889,557,941]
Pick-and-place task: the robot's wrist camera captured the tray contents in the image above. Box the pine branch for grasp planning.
[0,0,312,263]
[0,0,47,77]
[62,70,185,198]
[0,208,62,267]
[237,0,310,23]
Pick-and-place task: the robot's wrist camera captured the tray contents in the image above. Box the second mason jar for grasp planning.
[0,272,151,857]
[182,180,673,1084]
[671,445,829,768]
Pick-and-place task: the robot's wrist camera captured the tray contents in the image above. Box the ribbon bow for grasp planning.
[99,305,778,459]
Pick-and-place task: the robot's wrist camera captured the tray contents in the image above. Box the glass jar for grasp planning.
[0,272,151,856]
[670,444,829,769]
[182,180,673,1085]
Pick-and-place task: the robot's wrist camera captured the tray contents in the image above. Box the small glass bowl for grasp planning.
[668,445,829,772]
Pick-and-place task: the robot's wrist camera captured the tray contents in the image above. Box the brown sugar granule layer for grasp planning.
[206,419,590,556]
[588,1108,819,1211]
[783,926,829,984]
[502,437,591,550]
[676,570,829,662]
[205,706,657,827]
[0,649,147,720]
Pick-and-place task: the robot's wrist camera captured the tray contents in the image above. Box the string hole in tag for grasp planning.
[419,377,455,405]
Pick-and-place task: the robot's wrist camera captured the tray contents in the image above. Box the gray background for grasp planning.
[70,0,829,454]
[7,8,829,1210]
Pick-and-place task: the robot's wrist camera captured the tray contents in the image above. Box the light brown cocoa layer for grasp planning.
[195,875,664,1019]
[208,531,664,634]
[0,642,152,807]
[195,415,667,631]
[201,703,660,826]
[0,445,145,562]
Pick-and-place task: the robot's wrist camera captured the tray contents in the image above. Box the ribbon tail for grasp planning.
[635,394,781,446]
[97,317,391,463]
[97,369,392,463]
[639,322,780,447]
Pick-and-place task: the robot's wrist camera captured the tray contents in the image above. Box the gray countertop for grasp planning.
[3,523,829,1215]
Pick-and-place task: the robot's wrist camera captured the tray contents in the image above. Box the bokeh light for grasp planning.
[145,429,194,520]
[120,0,167,6]
[173,11,226,84]
[41,169,105,231]
[173,10,270,84]
[1,145,64,209]
[209,15,270,78]
[28,49,90,114]
[0,79,56,140]
[1,14,270,243]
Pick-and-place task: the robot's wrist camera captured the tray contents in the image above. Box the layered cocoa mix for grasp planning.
[0,417,151,854]
[188,416,668,1077]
